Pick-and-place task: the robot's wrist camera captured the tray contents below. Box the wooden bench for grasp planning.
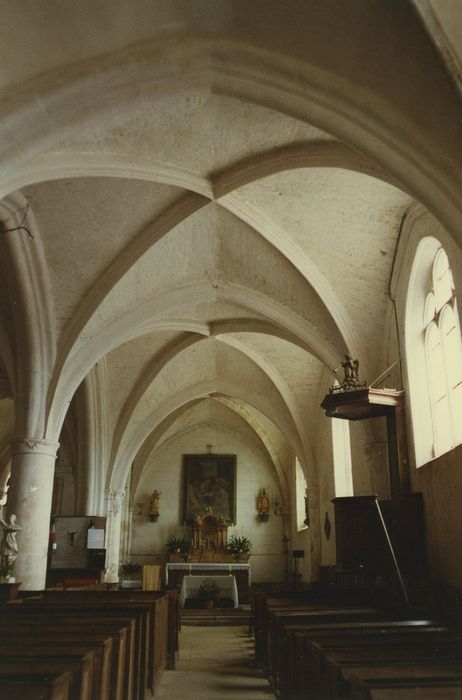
[0,639,112,700]
[0,670,72,700]
[349,676,462,700]
[1,588,173,700]
[281,620,462,700]
[316,642,462,699]
[14,599,146,700]
[341,663,462,700]
[267,606,383,689]
[0,657,93,700]
[0,617,129,700]
[282,620,452,700]
[28,589,171,697]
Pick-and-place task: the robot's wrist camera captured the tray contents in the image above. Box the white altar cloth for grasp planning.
[180,575,239,608]
[165,562,250,584]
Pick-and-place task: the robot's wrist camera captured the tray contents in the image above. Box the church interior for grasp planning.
[1,1,462,698]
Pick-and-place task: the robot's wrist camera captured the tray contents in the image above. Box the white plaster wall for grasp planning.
[391,207,462,587]
[130,424,286,583]
[315,412,337,567]
[350,421,384,497]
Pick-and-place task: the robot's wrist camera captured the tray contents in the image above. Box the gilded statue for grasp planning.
[258,488,270,514]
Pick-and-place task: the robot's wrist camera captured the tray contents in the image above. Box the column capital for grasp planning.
[12,438,59,459]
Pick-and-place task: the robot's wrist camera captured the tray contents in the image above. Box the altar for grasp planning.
[180,575,239,608]
[166,562,251,600]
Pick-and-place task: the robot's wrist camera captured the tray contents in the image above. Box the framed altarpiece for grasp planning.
[182,454,236,524]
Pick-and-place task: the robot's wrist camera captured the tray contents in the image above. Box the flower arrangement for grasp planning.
[226,535,252,561]
[119,562,142,579]
[198,579,220,606]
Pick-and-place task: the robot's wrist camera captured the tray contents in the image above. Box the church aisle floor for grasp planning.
[155,626,275,699]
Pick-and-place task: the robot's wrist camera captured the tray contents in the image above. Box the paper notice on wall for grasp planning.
[87,527,105,549]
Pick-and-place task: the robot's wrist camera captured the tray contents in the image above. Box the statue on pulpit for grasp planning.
[330,354,367,393]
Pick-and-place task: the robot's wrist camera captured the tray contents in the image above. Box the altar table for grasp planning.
[165,562,250,600]
[180,575,239,608]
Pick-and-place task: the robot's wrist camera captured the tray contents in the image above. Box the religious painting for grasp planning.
[183,454,237,523]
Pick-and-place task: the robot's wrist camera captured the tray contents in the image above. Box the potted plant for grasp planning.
[119,562,142,588]
[198,579,220,609]
[165,535,190,562]
[227,535,252,562]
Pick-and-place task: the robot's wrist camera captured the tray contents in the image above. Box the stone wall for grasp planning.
[129,423,286,583]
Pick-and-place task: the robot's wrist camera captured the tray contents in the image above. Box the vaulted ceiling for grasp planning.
[0,0,461,510]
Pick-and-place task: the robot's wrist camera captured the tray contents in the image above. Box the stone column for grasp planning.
[104,489,125,584]
[7,438,59,590]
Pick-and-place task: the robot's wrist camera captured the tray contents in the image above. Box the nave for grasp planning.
[155,625,274,700]
[2,2,462,695]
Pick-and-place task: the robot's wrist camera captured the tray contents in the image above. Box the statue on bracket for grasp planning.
[330,354,367,393]
[257,487,270,522]
[149,490,161,522]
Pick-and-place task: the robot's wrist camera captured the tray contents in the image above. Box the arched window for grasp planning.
[295,458,308,531]
[406,240,462,465]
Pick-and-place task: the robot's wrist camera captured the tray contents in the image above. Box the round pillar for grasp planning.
[7,438,59,590]
[104,489,125,584]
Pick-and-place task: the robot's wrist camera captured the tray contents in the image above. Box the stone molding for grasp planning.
[12,438,59,458]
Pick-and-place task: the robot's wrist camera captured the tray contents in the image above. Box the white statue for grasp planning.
[0,512,21,567]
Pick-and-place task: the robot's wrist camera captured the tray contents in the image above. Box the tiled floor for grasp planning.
[155,626,275,699]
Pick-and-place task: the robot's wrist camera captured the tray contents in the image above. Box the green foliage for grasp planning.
[198,579,220,602]
[164,535,189,553]
[119,562,142,577]
[227,535,252,560]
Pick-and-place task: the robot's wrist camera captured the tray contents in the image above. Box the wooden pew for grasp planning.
[253,591,319,666]
[0,670,72,700]
[267,606,383,689]
[1,604,136,700]
[340,664,462,700]
[13,599,146,700]
[3,588,172,699]
[0,639,112,700]
[0,618,129,700]
[315,642,462,699]
[32,589,170,697]
[283,621,462,700]
[0,657,93,700]
[349,676,462,700]
[282,620,450,700]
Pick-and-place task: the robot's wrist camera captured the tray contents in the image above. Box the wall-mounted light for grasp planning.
[149,490,161,522]
[257,488,270,522]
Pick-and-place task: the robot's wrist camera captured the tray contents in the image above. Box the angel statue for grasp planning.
[342,354,360,386]
[0,510,21,568]
[330,353,366,393]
